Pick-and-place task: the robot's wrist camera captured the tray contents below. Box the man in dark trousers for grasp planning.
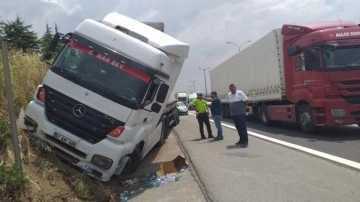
[228,84,248,147]
[189,91,213,139]
[204,91,223,140]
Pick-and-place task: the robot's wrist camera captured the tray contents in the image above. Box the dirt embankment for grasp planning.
[4,127,205,202]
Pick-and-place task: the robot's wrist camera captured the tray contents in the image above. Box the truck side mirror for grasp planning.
[156,84,169,103]
[151,103,161,113]
[287,45,300,56]
[43,33,62,61]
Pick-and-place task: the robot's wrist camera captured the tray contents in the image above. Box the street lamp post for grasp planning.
[199,67,210,96]
[226,40,251,53]
[190,80,197,92]
[226,41,240,52]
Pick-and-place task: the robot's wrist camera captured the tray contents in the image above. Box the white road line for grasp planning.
[248,130,360,170]
[189,113,360,170]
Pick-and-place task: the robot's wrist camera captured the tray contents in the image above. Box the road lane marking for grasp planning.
[189,113,360,170]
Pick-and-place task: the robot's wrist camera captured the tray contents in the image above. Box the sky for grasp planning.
[1,0,360,96]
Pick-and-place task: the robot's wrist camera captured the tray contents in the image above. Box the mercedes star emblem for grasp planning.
[73,104,85,117]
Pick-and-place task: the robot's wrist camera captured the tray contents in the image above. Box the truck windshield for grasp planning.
[322,44,360,71]
[178,97,187,102]
[51,41,151,109]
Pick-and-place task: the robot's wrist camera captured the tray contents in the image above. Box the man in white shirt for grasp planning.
[228,83,248,147]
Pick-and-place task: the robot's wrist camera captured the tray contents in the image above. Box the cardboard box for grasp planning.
[156,155,188,176]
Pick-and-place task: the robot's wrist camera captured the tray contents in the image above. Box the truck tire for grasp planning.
[223,104,230,118]
[121,147,141,175]
[298,105,315,133]
[157,118,168,147]
[260,105,272,126]
[174,109,180,125]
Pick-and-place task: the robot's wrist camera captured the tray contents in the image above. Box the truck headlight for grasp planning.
[91,154,113,170]
[331,109,346,117]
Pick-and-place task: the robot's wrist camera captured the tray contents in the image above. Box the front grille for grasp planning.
[350,111,360,121]
[341,80,360,85]
[335,80,360,104]
[343,95,360,104]
[44,85,124,144]
[347,88,360,92]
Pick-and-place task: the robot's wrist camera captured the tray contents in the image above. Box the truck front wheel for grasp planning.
[298,105,315,133]
[157,118,168,147]
[121,147,141,175]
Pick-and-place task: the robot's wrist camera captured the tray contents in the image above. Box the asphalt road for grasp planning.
[189,111,360,164]
[176,113,360,202]
[228,116,360,163]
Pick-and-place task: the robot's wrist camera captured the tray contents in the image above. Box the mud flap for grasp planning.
[17,108,27,129]
[115,156,130,175]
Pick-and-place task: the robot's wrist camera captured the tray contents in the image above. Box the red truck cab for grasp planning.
[281,21,360,132]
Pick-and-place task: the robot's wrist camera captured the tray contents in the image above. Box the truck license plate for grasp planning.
[53,132,77,147]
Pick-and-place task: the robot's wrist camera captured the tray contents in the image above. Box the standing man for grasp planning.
[228,84,248,147]
[189,91,214,139]
[204,91,223,140]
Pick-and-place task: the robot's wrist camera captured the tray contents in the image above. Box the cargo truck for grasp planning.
[210,20,360,133]
[18,12,189,181]
[175,92,188,105]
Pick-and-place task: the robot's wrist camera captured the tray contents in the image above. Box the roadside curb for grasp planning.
[172,128,212,202]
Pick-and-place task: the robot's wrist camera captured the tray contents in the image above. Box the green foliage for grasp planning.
[0,164,27,200]
[0,15,62,55]
[39,23,53,54]
[0,15,40,52]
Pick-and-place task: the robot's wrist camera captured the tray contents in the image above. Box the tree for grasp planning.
[53,23,63,53]
[54,23,59,34]
[39,22,63,57]
[39,23,53,54]
[0,15,39,52]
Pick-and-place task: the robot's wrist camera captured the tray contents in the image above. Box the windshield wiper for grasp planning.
[343,64,360,70]
[86,82,140,106]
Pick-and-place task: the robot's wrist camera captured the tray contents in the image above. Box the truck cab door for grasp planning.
[292,48,325,102]
[139,81,164,147]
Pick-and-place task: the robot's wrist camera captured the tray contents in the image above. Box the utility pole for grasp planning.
[199,67,210,96]
[1,41,22,171]
[190,80,197,93]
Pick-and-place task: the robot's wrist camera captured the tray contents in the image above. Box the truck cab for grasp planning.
[283,21,360,131]
[18,13,189,181]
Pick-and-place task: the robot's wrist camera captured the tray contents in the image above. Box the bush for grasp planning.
[0,164,27,200]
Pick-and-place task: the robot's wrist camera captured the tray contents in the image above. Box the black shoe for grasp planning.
[242,144,248,148]
[214,136,223,141]
[208,135,214,138]
[201,136,206,140]
[235,141,242,145]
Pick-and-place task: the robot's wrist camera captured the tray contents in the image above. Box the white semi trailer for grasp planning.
[211,21,360,132]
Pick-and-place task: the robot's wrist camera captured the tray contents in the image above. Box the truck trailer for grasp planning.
[18,12,189,181]
[210,20,360,133]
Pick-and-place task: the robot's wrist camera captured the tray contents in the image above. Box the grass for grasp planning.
[0,163,27,200]
[0,49,48,200]
[0,48,95,200]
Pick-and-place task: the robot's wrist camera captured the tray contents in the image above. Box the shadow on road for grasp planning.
[218,117,360,143]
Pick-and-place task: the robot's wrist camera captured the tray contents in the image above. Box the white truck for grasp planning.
[18,12,189,181]
[175,92,188,105]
